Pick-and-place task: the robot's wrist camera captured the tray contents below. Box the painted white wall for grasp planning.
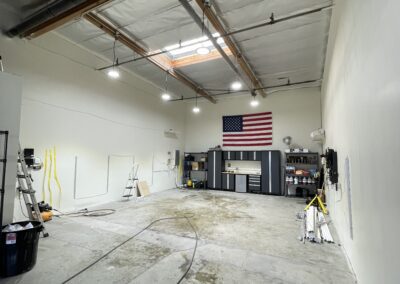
[184,87,323,154]
[321,0,400,283]
[0,72,22,224]
[0,33,185,216]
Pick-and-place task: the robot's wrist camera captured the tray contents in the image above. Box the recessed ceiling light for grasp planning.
[231,81,242,90]
[196,46,210,55]
[107,69,120,79]
[193,106,200,113]
[161,93,171,101]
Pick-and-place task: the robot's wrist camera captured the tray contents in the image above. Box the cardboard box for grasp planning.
[192,162,199,170]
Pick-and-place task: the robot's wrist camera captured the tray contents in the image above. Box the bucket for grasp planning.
[0,221,43,277]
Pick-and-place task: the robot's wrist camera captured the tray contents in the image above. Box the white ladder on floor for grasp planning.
[122,164,139,200]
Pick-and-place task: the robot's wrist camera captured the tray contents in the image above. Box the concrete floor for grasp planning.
[3,189,356,283]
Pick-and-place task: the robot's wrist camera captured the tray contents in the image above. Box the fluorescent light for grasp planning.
[250,99,259,107]
[192,106,200,113]
[231,81,242,90]
[161,93,171,101]
[107,69,120,79]
[196,46,210,55]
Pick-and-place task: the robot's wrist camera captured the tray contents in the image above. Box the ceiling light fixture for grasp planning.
[161,93,171,101]
[196,5,211,56]
[107,69,120,78]
[161,70,171,101]
[231,81,242,90]
[250,92,259,107]
[193,93,200,113]
[196,46,210,55]
[108,36,120,79]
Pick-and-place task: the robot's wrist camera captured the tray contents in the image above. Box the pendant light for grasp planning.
[193,93,200,113]
[107,36,120,79]
[250,91,259,107]
[161,71,171,101]
[231,81,242,90]
[230,55,242,90]
[196,6,210,55]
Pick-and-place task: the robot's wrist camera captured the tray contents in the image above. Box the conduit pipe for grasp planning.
[169,79,321,102]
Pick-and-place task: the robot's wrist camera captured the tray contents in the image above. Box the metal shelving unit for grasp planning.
[284,152,319,197]
[182,152,208,189]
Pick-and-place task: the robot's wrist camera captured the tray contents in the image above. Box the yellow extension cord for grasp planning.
[47,149,53,206]
[42,149,48,201]
[53,146,62,209]
[41,147,63,208]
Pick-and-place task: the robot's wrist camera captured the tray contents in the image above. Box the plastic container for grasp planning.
[0,221,43,277]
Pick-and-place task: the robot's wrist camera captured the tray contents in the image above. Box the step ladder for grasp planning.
[17,146,49,237]
[122,164,139,200]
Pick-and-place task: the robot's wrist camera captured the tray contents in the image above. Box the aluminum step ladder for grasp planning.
[122,164,139,200]
[17,146,49,237]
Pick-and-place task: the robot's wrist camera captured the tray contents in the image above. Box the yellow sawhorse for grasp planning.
[304,194,328,215]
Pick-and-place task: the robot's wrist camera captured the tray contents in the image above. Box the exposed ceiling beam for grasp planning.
[179,0,263,98]
[22,0,113,39]
[171,47,232,68]
[84,12,216,103]
[195,0,267,97]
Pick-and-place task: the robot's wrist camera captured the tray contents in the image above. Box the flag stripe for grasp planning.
[243,122,272,127]
[243,117,272,122]
[223,143,273,147]
[242,112,272,117]
[241,127,272,132]
[223,137,272,142]
[223,132,272,137]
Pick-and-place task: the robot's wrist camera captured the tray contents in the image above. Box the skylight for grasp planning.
[163,33,226,59]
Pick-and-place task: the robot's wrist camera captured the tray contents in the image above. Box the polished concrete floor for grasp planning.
[3,189,356,283]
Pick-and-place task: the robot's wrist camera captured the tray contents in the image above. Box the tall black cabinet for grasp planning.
[207,150,222,189]
[261,151,281,195]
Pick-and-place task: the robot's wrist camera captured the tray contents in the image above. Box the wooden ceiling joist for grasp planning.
[195,0,267,97]
[23,0,113,39]
[84,12,216,103]
[171,47,232,68]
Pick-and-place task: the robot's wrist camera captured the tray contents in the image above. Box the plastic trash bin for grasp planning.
[0,221,43,277]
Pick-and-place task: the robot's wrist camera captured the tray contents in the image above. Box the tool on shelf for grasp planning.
[16,145,49,237]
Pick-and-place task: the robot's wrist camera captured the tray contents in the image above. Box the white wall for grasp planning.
[184,87,323,154]
[0,72,22,224]
[0,33,185,216]
[322,0,400,283]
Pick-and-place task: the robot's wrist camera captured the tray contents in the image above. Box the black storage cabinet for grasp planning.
[235,151,248,160]
[207,151,222,189]
[247,151,262,161]
[222,173,235,191]
[261,151,281,195]
[248,174,261,193]
[223,151,236,160]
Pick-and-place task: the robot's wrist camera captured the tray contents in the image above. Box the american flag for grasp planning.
[222,112,272,147]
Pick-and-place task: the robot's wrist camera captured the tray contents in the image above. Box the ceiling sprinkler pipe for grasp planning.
[6,0,84,37]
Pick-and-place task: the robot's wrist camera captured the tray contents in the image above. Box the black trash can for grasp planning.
[0,221,43,277]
